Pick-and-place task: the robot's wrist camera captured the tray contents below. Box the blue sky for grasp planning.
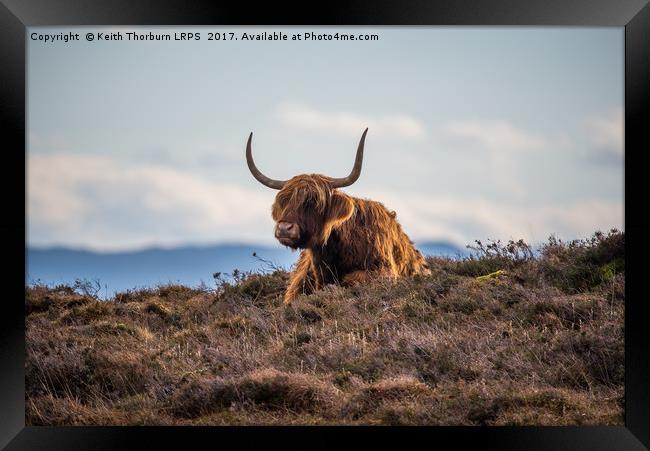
[27,27,623,251]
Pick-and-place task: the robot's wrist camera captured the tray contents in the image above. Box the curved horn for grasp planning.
[330,128,368,188]
[246,133,287,190]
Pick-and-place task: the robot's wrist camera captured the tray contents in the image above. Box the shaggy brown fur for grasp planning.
[271,174,430,304]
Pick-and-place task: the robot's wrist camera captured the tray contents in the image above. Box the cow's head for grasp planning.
[246,129,367,249]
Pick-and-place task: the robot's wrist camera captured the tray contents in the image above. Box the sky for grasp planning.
[27,26,624,252]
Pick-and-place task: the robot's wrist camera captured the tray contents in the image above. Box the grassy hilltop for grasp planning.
[25,230,624,426]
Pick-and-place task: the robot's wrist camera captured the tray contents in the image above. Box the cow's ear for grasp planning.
[322,192,354,243]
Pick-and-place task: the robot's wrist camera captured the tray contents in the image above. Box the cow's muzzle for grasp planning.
[275,221,300,246]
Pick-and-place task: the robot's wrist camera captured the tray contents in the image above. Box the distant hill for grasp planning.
[26,244,297,297]
[417,241,468,258]
[26,241,467,296]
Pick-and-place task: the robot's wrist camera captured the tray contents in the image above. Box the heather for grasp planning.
[26,230,624,425]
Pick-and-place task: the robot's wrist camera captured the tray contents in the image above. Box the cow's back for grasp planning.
[333,195,430,277]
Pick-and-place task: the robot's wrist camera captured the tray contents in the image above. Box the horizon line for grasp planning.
[26,238,470,255]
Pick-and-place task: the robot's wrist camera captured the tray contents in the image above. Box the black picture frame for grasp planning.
[2,0,649,449]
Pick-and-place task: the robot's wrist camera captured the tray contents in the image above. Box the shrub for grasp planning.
[540,229,624,293]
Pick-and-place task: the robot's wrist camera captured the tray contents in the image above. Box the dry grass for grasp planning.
[25,230,624,425]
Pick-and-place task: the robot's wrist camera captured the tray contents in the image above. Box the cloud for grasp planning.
[443,119,546,199]
[28,153,277,251]
[584,107,623,156]
[445,120,545,154]
[28,153,623,252]
[276,103,426,140]
[359,189,623,249]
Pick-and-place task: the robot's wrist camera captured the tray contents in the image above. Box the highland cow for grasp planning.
[246,128,430,304]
